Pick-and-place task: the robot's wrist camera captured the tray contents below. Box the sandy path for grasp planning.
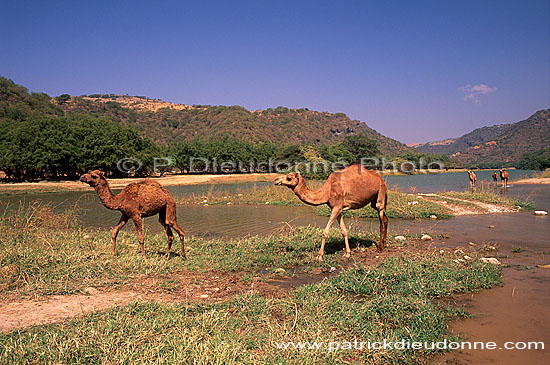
[511,177,550,184]
[417,193,519,215]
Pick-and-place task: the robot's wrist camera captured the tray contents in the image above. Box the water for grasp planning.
[383,169,534,193]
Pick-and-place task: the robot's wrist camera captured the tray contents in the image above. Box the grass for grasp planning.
[318,190,453,219]
[177,183,455,219]
[439,184,534,211]
[0,251,502,364]
[1,203,421,298]
[533,168,550,178]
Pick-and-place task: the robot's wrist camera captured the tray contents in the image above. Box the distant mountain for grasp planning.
[414,110,550,166]
[56,94,411,155]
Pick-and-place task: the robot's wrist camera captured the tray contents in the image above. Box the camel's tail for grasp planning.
[376,181,387,210]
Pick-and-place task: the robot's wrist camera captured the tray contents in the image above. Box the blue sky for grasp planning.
[1,0,548,143]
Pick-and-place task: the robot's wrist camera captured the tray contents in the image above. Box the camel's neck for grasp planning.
[292,177,330,206]
[94,179,120,210]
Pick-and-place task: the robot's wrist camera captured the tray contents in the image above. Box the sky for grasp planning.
[1,0,548,144]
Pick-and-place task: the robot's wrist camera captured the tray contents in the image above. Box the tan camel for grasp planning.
[492,171,498,184]
[500,169,509,186]
[79,170,185,258]
[274,163,388,261]
[468,170,477,188]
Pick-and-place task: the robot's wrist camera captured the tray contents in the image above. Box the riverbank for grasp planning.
[175,184,533,219]
[512,177,550,184]
[0,173,276,194]
[0,205,502,363]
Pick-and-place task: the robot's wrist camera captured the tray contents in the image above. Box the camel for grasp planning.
[492,171,498,184]
[274,163,388,261]
[500,169,509,186]
[79,170,185,258]
[468,170,477,188]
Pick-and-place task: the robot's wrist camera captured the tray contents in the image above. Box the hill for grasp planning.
[414,110,550,166]
[56,94,410,155]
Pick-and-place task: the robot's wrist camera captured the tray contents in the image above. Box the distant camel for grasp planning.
[274,163,388,261]
[79,170,185,258]
[500,169,509,186]
[492,171,498,184]
[468,170,477,188]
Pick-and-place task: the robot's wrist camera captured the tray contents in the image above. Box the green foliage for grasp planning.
[516,148,550,170]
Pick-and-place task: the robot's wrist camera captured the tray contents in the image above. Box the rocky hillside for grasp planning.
[57,94,410,155]
[414,110,550,166]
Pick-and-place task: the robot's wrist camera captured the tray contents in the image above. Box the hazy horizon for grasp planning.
[1,0,548,144]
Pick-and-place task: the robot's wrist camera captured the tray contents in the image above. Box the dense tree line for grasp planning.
[0,76,454,181]
[517,148,550,170]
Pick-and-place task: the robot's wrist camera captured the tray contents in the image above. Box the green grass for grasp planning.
[0,251,502,364]
[439,189,534,210]
[318,190,453,219]
[177,183,455,219]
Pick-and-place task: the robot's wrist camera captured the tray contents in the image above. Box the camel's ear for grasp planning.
[295,171,301,177]
[98,171,105,177]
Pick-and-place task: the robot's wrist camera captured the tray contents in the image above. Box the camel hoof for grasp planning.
[343,252,351,259]
[316,255,323,262]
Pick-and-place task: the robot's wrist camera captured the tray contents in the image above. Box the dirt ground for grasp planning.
[0,241,436,333]
[511,177,550,184]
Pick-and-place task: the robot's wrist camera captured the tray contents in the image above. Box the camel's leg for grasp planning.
[165,202,185,259]
[377,208,388,252]
[132,216,146,257]
[317,208,341,262]
[159,211,174,258]
[111,215,128,255]
[337,214,351,258]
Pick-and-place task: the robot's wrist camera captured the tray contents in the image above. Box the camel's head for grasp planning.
[274,171,301,188]
[79,170,106,187]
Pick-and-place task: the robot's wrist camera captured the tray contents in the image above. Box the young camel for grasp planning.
[468,170,477,188]
[79,170,185,258]
[492,171,499,184]
[500,169,509,186]
[274,163,388,261]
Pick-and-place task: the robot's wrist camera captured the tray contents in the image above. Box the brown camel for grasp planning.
[492,171,498,184]
[468,170,477,188]
[274,163,388,261]
[79,170,185,258]
[500,169,509,186]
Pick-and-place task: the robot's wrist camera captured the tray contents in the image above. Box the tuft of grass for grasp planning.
[0,251,502,364]
[533,168,550,178]
[440,189,534,211]
[318,190,453,219]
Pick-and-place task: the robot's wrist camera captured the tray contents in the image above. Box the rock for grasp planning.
[407,201,419,206]
[82,234,91,239]
[534,210,548,216]
[394,235,407,241]
[463,255,472,261]
[439,250,445,253]
[480,257,502,265]
[202,199,208,203]
[536,264,550,269]
[265,201,270,205]
[454,248,464,254]
[226,202,232,205]
[329,266,337,273]
[468,242,476,246]
[274,268,286,274]
[199,294,209,299]
[430,215,438,219]
[421,234,432,241]
[488,225,495,229]
[84,287,99,295]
